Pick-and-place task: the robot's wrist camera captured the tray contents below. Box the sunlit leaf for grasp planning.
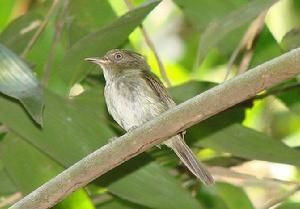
[276,203,300,209]
[0,44,43,124]
[96,197,150,209]
[0,0,16,30]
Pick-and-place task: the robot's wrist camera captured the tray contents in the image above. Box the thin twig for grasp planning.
[259,184,300,209]
[237,11,267,75]
[21,0,60,59]
[9,47,300,209]
[123,0,171,87]
[238,49,254,74]
[210,166,298,186]
[224,10,267,81]
[42,0,68,85]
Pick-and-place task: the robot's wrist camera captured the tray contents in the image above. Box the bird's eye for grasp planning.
[114,53,123,60]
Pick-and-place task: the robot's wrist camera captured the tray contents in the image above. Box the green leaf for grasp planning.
[194,0,277,68]
[0,160,17,196]
[58,0,160,93]
[55,190,96,209]
[196,186,230,209]
[170,81,247,143]
[215,182,254,209]
[169,81,216,103]
[276,203,300,209]
[0,88,115,166]
[0,13,42,54]
[106,161,203,209]
[0,86,204,209]
[0,4,63,82]
[0,133,95,209]
[250,27,282,67]
[199,124,300,166]
[281,28,300,51]
[65,0,116,45]
[0,44,44,125]
[0,133,63,194]
[276,82,300,115]
[173,0,247,31]
[0,0,16,30]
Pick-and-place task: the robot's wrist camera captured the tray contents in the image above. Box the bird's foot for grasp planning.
[127,126,139,133]
[108,136,118,143]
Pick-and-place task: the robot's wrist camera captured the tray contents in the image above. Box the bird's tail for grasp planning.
[166,136,214,185]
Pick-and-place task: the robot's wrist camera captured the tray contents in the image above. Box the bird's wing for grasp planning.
[142,71,176,108]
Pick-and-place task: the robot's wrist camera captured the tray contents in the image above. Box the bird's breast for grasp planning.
[104,76,168,131]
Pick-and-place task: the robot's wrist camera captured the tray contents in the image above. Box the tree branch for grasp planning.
[10,48,300,209]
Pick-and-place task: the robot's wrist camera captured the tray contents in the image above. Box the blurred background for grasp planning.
[1,0,300,209]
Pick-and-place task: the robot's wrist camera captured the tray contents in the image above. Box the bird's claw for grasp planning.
[128,126,139,132]
[108,136,118,143]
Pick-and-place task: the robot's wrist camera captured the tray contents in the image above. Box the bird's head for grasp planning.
[85,49,149,77]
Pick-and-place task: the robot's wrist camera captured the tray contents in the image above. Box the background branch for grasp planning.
[124,0,172,87]
[224,10,267,81]
[10,48,300,209]
[259,184,300,209]
[21,0,60,59]
[42,0,68,85]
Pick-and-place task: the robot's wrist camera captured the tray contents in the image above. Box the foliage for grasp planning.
[1,0,300,208]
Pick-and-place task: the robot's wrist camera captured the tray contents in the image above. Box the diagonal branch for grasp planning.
[10,48,300,209]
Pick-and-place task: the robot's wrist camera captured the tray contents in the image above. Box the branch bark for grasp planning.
[10,48,300,209]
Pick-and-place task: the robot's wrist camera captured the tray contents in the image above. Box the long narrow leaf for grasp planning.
[0,44,43,125]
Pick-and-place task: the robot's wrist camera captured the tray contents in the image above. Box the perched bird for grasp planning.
[85,49,214,185]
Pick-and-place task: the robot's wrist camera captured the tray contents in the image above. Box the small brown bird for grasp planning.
[85,49,214,185]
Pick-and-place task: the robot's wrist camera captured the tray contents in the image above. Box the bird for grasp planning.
[85,49,214,185]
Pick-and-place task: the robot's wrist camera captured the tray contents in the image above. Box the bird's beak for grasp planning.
[84,56,110,65]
